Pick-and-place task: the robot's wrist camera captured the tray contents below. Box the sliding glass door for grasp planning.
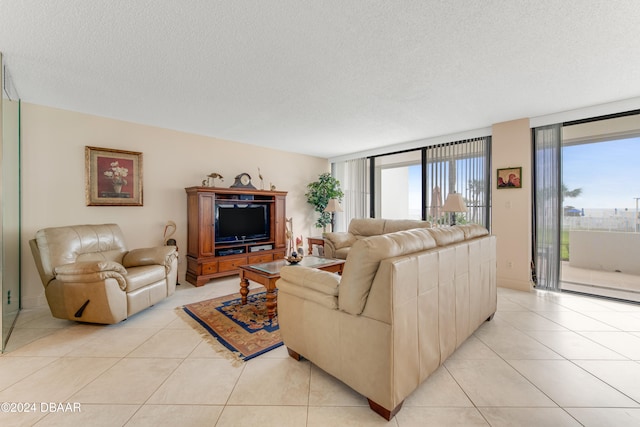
[560,116,640,301]
[534,112,640,302]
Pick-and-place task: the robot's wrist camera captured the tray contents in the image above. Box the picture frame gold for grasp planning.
[85,146,143,206]
[496,167,522,189]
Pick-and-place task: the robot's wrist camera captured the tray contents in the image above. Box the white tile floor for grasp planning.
[2,278,640,426]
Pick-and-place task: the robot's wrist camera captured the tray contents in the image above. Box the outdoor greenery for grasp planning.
[562,184,583,200]
[561,230,570,261]
[560,184,581,260]
[305,173,344,230]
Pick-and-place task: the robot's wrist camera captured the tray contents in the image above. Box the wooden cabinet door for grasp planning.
[186,191,199,258]
[274,194,286,249]
[198,193,215,257]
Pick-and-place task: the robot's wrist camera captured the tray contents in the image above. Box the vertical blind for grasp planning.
[424,137,491,227]
[332,158,368,232]
[532,124,562,291]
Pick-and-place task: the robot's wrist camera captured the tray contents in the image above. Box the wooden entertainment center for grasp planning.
[185,186,287,287]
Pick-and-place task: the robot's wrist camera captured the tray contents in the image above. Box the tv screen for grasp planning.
[215,204,269,243]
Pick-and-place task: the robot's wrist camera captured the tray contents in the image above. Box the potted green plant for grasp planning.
[305,173,344,231]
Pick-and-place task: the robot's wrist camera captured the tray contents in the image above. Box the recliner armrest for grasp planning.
[55,260,127,275]
[122,246,177,270]
[54,261,128,290]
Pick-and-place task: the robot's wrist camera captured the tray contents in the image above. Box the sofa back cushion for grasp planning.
[347,218,432,238]
[34,224,128,285]
[348,218,386,237]
[339,228,437,315]
[427,226,465,246]
[457,223,489,239]
[382,219,431,234]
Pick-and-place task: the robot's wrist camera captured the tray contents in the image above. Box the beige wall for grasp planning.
[491,118,533,291]
[21,103,329,308]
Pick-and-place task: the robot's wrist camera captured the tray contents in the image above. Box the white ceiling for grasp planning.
[2,1,640,159]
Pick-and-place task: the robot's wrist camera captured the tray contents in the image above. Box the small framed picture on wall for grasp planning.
[496,167,522,189]
[85,146,143,206]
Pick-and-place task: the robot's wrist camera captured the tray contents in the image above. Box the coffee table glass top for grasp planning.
[248,256,342,274]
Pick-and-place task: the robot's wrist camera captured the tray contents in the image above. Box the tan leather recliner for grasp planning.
[277,224,496,420]
[322,218,431,259]
[30,223,178,324]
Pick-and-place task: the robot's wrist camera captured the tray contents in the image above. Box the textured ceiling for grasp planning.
[2,1,640,158]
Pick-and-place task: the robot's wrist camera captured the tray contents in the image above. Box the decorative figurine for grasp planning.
[284,218,303,263]
[296,235,303,255]
[285,217,294,255]
[207,172,224,187]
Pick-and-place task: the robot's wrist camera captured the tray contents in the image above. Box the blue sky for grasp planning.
[563,136,640,210]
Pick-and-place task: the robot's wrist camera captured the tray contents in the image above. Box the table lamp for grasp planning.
[324,198,343,232]
[442,192,467,226]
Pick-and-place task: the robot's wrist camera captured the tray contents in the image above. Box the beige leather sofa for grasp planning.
[322,218,431,259]
[30,224,179,324]
[277,224,496,420]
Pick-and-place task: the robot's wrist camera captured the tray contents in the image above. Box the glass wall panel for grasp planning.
[373,150,422,219]
[370,137,491,227]
[1,54,21,352]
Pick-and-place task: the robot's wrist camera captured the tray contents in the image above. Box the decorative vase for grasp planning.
[113,183,123,193]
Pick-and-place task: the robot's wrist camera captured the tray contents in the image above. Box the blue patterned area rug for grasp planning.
[177,290,282,363]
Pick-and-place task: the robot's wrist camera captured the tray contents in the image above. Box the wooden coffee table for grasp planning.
[238,256,345,319]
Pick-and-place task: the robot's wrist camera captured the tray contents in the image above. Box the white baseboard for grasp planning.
[21,294,48,309]
[497,278,533,292]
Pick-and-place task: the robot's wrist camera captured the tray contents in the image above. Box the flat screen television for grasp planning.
[215,203,270,243]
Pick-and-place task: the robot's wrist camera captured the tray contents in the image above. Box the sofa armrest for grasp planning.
[280,266,340,294]
[322,239,337,258]
[323,232,357,250]
[278,266,340,310]
[54,261,128,290]
[122,246,177,272]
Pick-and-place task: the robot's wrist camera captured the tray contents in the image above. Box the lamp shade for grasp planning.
[324,198,343,213]
[442,193,467,213]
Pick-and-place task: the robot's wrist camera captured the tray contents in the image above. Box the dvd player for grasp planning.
[217,248,245,256]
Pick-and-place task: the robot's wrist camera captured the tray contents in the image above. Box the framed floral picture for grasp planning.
[85,146,143,206]
[496,167,522,189]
